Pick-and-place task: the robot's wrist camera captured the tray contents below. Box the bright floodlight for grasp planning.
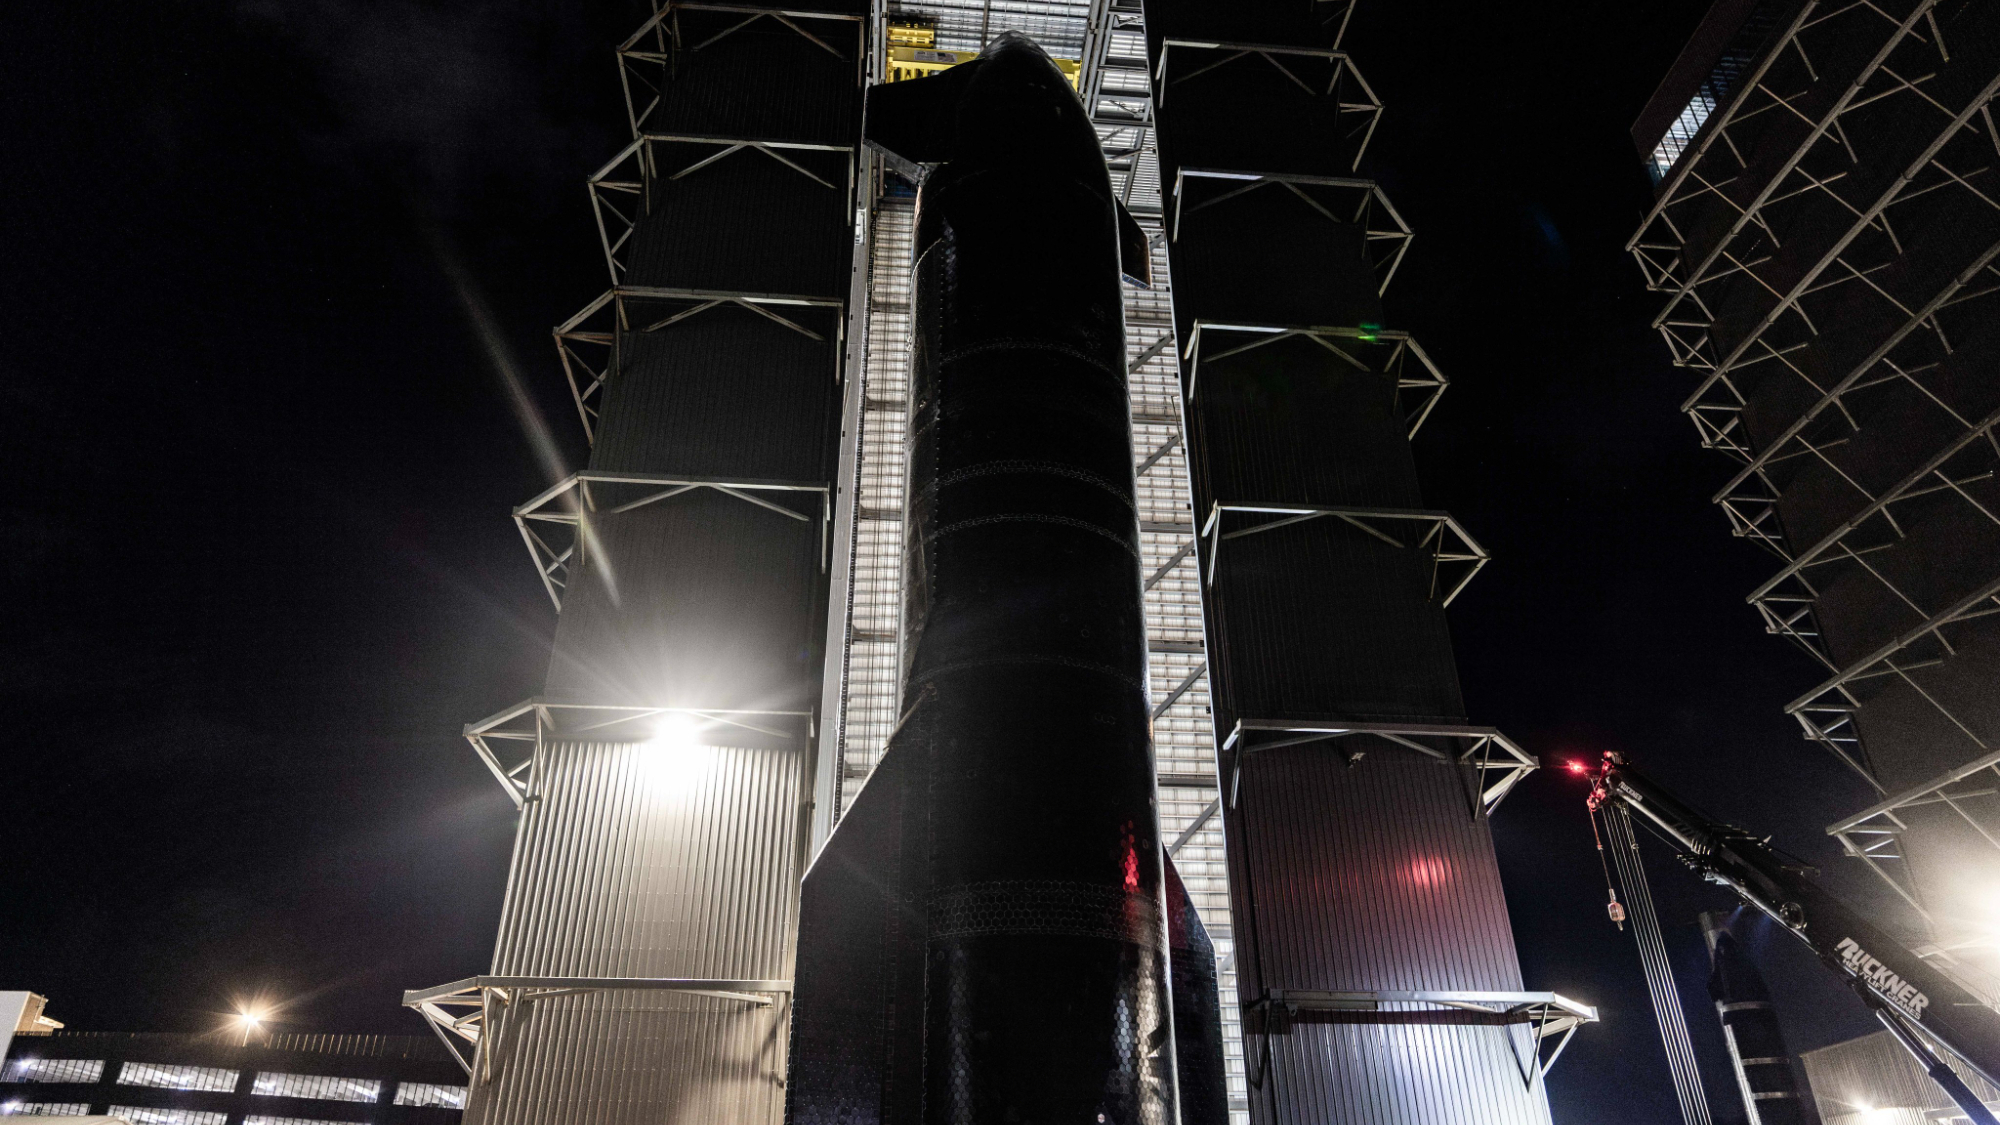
[232,1006,267,1045]
[653,713,702,752]
[643,714,713,794]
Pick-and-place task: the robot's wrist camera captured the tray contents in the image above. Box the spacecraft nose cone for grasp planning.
[863,27,1103,182]
[956,32,1098,170]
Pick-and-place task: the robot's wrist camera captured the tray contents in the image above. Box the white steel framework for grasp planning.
[1626,0,2000,924]
[553,286,848,442]
[460,697,814,809]
[402,977,792,1081]
[508,470,831,610]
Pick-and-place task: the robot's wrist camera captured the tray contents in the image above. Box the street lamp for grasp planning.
[233,1008,264,1046]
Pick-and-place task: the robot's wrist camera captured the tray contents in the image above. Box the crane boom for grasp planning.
[1583,752,2000,1125]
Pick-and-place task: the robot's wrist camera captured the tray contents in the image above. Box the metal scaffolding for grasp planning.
[421,2,866,1122]
[442,0,1559,1119]
[1627,0,2000,958]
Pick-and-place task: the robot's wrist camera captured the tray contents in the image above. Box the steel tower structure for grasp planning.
[1628,0,2000,991]
[1132,2,1583,1122]
[408,1,1588,1122]
[405,3,867,1123]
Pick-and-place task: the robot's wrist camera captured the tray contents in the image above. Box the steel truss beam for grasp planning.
[512,470,832,610]
[554,285,846,442]
[1628,0,2000,463]
[1828,744,2000,933]
[1152,39,1381,170]
[1787,571,2000,785]
[587,134,857,286]
[1219,719,1536,815]
[1087,6,1157,208]
[887,0,1092,60]
[618,1,867,137]
[463,696,814,808]
[1199,501,1489,605]
[1745,397,2000,669]
[1706,238,2000,556]
[1626,0,2000,821]
[1181,320,1446,436]
[402,975,793,1079]
[1170,168,1413,293]
[1243,990,1596,1086]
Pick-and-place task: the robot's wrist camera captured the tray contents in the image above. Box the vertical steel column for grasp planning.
[1141,1,1553,1122]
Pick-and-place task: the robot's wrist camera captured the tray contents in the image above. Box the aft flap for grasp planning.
[863,64,979,171]
[1116,199,1153,288]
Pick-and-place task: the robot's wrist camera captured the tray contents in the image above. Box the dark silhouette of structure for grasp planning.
[412,1,1590,1122]
[1139,1,1583,1121]
[1628,0,2000,998]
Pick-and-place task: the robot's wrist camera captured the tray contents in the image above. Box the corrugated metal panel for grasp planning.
[1231,754,1522,992]
[1143,0,1550,1119]
[1208,518,1467,725]
[624,146,853,299]
[542,495,823,712]
[474,737,804,1125]
[1184,344,1423,511]
[591,308,841,481]
[637,17,864,146]
[1228,753,1547,1125]
[1801,1030,2000,1125]
[1171,204,1383,331]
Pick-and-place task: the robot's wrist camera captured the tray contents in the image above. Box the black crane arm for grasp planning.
[1586,753,2000,1121]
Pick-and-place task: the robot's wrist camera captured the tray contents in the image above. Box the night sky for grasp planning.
[2,2,1902,1121]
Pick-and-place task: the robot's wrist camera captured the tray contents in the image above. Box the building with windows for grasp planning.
[412,1,1588,1123]
[0,1033,463,1125]
[1628,0,2000,993]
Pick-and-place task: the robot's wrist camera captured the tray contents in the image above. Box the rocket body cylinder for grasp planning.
[894,33,1171,1125]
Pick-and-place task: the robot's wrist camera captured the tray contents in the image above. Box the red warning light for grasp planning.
[1566,760,1589,775]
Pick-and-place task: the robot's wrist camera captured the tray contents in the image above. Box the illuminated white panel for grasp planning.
[251,1073,380,1103]
[3,1059,103,1084]
[108,1107,229,1125]
[117,1063,237,1092]
[835,196,916,802]
[392,1082,467,1109]
[1650,92,1717,179]
[0,1103,91,1116]
[891,0,1092,57]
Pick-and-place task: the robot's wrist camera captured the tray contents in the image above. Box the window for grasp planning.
[1646,0,1790,181]
[251,1073,380,1103]
[244,1116,366,1125]
[116,1063,238,1092]
[392,1083,466,1110]
[108,1107,229,1125]
[1,1102,92,1116]
[3,1059,104,1084]
[1649,92,1717,180]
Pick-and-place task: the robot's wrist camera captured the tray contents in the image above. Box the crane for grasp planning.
[1579,751,2000,1125]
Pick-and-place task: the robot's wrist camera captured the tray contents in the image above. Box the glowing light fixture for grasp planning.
[641,713,714,795]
